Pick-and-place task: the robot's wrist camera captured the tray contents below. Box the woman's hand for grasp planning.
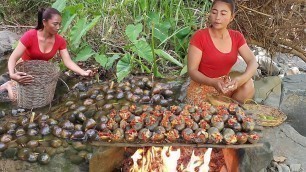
[80,70,95,77]
[212,79,228,94]
[10,72,34,85]
[223,77,241,93]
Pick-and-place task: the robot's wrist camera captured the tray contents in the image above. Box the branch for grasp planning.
[0,25,34,28]
[238,5,273,18]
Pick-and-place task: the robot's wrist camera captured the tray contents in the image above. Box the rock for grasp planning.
[0,31,19,57]
[231,56,259,77]
[289,164,302,172]
[253,76,282,104]
[268,167,277,172]
[0,73,10,85]
[285,67,301,76]
[178,77,190,102]
[280,74,306,137]
[276,164,283,172]
[279,164,290,172]
[238,142,273,172]
[261,124,306,170]
[273,156,287,163]
[256,55,281,76]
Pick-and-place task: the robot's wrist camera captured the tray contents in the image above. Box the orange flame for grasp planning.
[129,147,212,172]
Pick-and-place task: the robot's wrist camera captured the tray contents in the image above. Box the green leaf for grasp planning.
[134,58,151,73]
[84,16,101,33]
[65,4,84,14]
[74,46,95,61]
[116,54,132,82]
[155,69,163,78]
[60,11,77,34]
[153,23,170,43]
[180,65,188,76]
[69,16,100,49]
[106,54,120,70]
[147,12,160,24]
[70,17,87,48]
[176,27,192,39]
[52,0,67,12]
[147,13,170,43]
[158,26,190,47]
[132,40,153,63]
[94,54,108,68]
[155,49,183,67]
[125,23,143,43]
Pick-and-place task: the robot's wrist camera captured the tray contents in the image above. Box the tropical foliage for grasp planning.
[2,0,212,81]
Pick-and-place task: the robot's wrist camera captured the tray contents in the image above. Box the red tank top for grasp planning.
[20,29,67,61]
[190,28,246,78]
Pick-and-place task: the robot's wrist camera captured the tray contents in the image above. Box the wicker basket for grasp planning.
[207,94,287,127]
[15,60,60,109]
[243,103,287,127]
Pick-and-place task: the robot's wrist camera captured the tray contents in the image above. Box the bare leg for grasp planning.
[0,81,14,100]
[231,79,255,104]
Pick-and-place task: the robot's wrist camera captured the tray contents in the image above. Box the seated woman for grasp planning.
[186,0,258,171]
[187,0,258,105]
[0,7,93,102]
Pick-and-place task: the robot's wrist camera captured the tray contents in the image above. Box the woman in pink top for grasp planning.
[0,8,93,101]
[187,0,258,105]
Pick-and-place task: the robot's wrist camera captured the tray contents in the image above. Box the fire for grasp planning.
[128,146,212,172]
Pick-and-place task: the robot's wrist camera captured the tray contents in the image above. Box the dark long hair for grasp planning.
[212,0,236,14]
[35,8,61,30]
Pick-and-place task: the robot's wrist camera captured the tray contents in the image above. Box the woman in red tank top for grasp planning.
[186,1,259,171]
[0,8,93,101]
[186,0,258,105]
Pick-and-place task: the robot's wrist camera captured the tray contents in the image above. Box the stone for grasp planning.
[268,167,277,172]
[89,147,125,172]
[253,76,282,104]
[273,156,287,163]
[0,31,19,57]
[256,55,281,76]
[280,74,306,137]
[238,142,273,172]
[285,67,301,76]
[276,164,283,172]
[178,77,190,102]
[279,164,290,172]
[261,124,306,170]
[0,73,10,85]
[231,56,259,77]
[290,164,302,172]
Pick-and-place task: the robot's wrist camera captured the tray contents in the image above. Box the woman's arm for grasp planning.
[234,44,258,86]
[8,41,34,84]
[59,49,92,76]
[187,45,227,93]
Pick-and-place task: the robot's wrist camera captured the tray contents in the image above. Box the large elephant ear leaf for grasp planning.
[116,54,132,82]
[69,17,87,48]
[74,45,95,62]
[125,23,143,43]
[155,49,183,67]
[52,0,67,12]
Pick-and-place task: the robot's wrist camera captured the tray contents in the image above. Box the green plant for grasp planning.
[49,0,212,81]
[52,0,101,62]
[115,22,183,82]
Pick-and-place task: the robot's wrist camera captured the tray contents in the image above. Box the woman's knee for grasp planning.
[232,79,255,102]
